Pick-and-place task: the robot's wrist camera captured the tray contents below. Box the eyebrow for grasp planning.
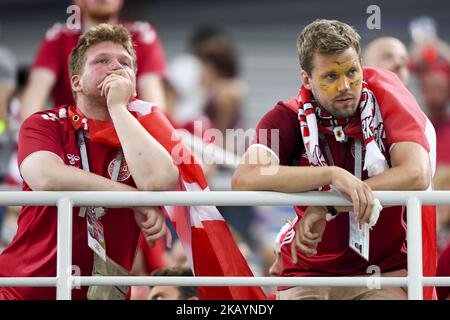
[92,52,132,61]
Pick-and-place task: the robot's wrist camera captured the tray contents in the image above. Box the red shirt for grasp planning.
[0,106,141,300]
[437,242,450,299]
[253,73,432,282]
[254,102,408,279]
[32,21,166,107]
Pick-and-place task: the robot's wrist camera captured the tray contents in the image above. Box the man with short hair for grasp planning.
[21,0,167,121]
[0,24,178,300]
[232,19,436,300]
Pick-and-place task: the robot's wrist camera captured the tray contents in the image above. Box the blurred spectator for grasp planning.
[409,16,450,73]
[364,37,410,85]
[418,66,450,165]
[20,0,167,121]
[198,31,246,139]
[436,241,450,299]
[169,25,228,126]
[0,46,17,245]
[147,267,200,300]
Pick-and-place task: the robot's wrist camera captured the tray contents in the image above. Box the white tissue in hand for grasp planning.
[368,198,382,229]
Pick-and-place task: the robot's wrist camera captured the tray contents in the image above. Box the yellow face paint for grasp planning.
[315,59,362,96]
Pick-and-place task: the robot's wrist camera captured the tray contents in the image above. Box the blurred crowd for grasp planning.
[0,1,449,300]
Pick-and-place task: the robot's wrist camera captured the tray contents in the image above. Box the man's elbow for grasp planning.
[144,165,179,191]
[28,173,59,191]
[410,166,431,190]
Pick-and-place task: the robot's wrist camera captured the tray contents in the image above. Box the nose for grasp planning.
[109,59,123,71]
[337,76,350,92]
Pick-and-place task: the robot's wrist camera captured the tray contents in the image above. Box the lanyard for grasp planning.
[77,130,123,218]
[319,134,362,179]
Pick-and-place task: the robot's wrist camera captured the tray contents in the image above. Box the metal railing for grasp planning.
[1,190,450,300]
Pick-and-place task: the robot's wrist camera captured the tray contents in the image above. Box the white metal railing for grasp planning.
[1,190,450,300]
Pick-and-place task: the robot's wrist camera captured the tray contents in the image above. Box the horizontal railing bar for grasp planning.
[1,276,449,288]
[0,278,57,286]
[422,277,450,286]
[77,276,408,287]
[1,191,450,207]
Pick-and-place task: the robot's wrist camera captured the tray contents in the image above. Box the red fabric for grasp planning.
[0,106,141,300]
[138,236,166,274]
[32,21,166,107]
[254,67,436,299]
[88,103,266,300]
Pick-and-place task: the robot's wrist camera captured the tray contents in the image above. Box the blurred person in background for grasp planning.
[0,46,17,248]
[409,17,450,253]
[436,241,450,299]
[20,0,167,121]
[364,37,410,85]
[147,267,199,300]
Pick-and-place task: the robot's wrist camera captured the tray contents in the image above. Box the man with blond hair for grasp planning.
[0,24,178,300]
[232,19,436,300]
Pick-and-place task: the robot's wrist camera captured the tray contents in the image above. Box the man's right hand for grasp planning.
[133,206,172,248]
[330,166,374,224]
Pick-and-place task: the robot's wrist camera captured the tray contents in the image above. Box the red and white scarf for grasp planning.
[297,82,389,178]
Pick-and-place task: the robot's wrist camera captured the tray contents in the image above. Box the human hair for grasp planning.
[150,267,199,300]
[69,23,137,79]
[297,19,361,74]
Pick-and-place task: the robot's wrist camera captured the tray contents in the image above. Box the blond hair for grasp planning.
[297,19,361,74]
[69,23,137,79]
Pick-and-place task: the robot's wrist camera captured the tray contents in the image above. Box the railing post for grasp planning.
[406,197,423,300]
[56,197,73,300]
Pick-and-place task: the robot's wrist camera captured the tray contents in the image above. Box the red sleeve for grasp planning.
[364,67,430,152]
[129,22,167,78]
[252,102,303,166]
[31,23,65,75]
[17,111,65,168]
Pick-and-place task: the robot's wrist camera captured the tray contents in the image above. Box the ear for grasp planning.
[301,70,312,90]
[71,74,82,94]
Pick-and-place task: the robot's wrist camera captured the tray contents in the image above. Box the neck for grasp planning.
[82,16,119,34]
[76,95,112,122]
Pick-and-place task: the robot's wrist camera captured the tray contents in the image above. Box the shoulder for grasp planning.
[22,106,70,130]
[258,98,299,129]
[43,23,79,42]
[122,21,159,45]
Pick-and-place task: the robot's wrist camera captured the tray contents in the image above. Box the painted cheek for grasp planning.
[318,79,339,95]
[349,74,362,90]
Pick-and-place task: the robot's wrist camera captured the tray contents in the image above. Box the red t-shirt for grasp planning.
[254,102,408,279]
[436,241,450,299]
[0,106,141,300]
[253,70,432,281]
[32,21,167,107]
